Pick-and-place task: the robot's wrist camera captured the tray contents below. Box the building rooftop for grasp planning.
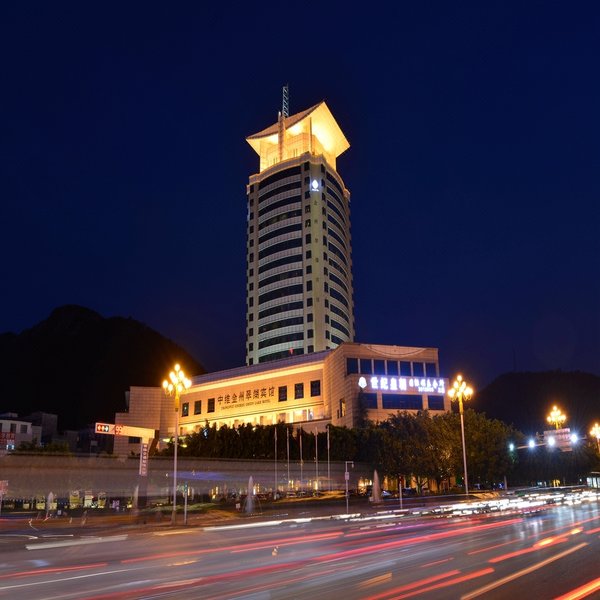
[246,101,350,160]
[191,349,332,386]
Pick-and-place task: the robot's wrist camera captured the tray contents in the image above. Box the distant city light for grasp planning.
[529,438,536,449]
[509,442,515,452]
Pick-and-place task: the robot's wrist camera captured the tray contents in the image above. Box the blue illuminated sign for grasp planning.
[358,376,448,394]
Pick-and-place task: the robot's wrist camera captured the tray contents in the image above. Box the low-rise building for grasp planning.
[0,413,39,451]
[114,342,450,456]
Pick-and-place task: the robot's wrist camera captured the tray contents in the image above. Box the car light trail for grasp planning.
[585,526,600,535]
[26,535,128,550]
[467,538,520,555]
[229,530,344,553]
[336,517,525,556]
[364,570,462,599]
[357,572,393,590]
[488,536,568,563]
[0,568,138,593]
[534,535,567,548]
[122,530,342,564]
[120,546,218,564]
[535,514,600,537]
[367,568,495,600]
[554,576,600,600]
[397,568,495,599]
[420,557,454,568]
[203,558,372,600]
[0,562,109,580]
[344,521,431,538]
[462,542,589,599]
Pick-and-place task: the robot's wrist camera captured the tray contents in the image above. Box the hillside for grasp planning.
[2,309,597,437]
[473,370,600,435]
[0,306,204,430]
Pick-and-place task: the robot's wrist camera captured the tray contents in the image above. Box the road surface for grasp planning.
[0,490,599,599]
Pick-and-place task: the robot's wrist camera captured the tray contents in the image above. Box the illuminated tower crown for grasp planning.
[244,98,354,365]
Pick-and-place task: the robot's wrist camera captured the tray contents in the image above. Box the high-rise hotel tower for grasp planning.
[115,95,448,458]
[245,98,355,365]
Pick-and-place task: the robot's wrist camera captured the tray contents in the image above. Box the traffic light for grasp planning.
[96,423,111,433]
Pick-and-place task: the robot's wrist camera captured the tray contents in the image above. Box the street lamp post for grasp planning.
[344,460,354,514]
[547,405,566,430]
[590,423,600,453]
[274,427,278,500]
[162,363,191,525]
[448,374,474,496]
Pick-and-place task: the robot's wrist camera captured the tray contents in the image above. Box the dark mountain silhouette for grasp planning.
[0,305,204,430]
[472,370,600,435]
[3,309,597,438]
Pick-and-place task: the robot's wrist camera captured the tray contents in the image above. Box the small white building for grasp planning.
[0,413,39,451]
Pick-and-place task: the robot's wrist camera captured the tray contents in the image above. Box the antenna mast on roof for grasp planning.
[282,84,289,118]
[278,84,289,163]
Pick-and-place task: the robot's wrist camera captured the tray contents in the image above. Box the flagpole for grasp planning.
[300,431,303,494]
[315,427,319,493]
[327,425,331,492]
[286,428,290,492]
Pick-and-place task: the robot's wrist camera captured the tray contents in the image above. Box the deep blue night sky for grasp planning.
[1,2,598,389]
